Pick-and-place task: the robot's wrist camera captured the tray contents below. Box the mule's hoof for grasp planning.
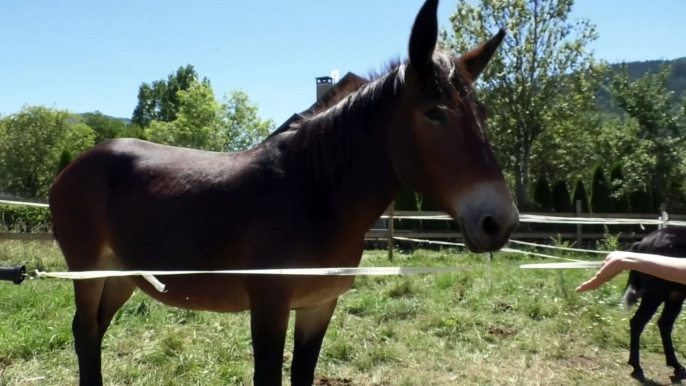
[630,370,645,383]
[673,368,686,381]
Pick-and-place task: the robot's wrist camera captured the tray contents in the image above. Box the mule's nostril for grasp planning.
[481,215,500,237]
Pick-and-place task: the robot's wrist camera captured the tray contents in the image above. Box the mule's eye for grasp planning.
[424,108,445,125]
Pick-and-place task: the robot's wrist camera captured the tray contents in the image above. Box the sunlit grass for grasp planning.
[0,240,683,385]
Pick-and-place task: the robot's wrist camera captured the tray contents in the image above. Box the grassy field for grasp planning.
[1,240,686,385]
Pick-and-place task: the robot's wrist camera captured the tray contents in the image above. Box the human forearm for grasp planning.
[618,251,686,285]
[576,251,686,292]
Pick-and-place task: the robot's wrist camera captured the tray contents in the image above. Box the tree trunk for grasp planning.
[514,145,532,210]
[522,145,531,209]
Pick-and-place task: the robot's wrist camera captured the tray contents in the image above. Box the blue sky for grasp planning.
[1,0,684,126]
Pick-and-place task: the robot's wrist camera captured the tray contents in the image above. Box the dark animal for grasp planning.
[48,0,519,384]
[621,227,686,382]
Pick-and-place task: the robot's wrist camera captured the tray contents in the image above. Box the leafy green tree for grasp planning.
[219,90,274,152]
[532,111,603,186]
[146,81,224,151]
[594,116,656,197]
[609,162,630,213]
[0,106,95,197]
[57,150,72,174]
[571,179,589,213]
[442,0,605,208]
[610,63,686,211]
[132,65,209,128]
[80,111,126,143]
[145,84,274,153]
[590,164,614,213]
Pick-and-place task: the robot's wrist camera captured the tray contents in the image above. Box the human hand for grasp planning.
[575,251,627,292]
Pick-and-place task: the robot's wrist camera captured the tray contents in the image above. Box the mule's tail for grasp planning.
[620,242,642,309]
[621,270,642,309]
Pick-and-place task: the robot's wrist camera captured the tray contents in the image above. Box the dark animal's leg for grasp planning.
[658,297,686,379]
[72,274,136,386]
[291,298,338,386]
[628,295,664,381]
[72,279,106,386]
[249,293,291,386]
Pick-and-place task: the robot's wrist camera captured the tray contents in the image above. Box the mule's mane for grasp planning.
[287,60,405,184]
[287,51,467,185]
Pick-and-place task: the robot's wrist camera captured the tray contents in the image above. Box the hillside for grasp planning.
[596,57,686,116]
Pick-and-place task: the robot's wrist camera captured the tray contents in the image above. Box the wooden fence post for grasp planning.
[576,200,582,246]
[388,201,395,261]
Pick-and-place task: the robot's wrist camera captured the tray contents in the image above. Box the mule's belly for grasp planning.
[131,275,251,312]
[130,273,356,312]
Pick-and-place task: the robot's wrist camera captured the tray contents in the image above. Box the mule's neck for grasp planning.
[288,68,406,234]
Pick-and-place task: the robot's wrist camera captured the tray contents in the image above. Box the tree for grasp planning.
[552,180,571,213]
[590,164,615,213]
[145,84,274,153]
[594,116,656,197]
[219,90,274,152]
[0,106,95,197]
[609,162,630,213]
[80,111,142,143]
[57,150,72,174]
[131,65,209,128]
[533,176,553,211]
[571,179,589,213]
[443,0,605,208]
[146,81,224,151]
[610,63,686,212]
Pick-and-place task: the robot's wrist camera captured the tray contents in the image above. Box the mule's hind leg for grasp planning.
[72,278,107,386]
[628,294,664,381]
[71,259,136,386]
[657,296,686,380]
[290,299,338,386]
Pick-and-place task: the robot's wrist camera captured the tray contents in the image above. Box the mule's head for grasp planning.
[386,0,518,253]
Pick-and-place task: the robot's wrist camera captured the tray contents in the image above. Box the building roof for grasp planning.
[266,72,368,140]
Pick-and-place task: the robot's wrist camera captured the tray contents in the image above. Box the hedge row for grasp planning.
[533,163,658,215]
[0,204,52,233]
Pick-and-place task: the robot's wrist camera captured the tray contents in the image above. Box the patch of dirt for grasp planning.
[314,376,354,385]
[565,355,601,371]
[495,301,513,313]
[487,326,517,337]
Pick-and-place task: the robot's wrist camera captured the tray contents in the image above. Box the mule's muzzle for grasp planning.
[459,209,518,253]
[451,184,520,253]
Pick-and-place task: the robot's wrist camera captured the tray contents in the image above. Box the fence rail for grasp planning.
[0,199,678,262]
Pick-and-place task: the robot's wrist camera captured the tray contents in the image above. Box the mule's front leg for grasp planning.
[291,299,338,386]
[249,292,291,386]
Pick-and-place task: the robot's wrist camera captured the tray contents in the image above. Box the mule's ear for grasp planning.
[408,0,439,73]
[458,28,507,82]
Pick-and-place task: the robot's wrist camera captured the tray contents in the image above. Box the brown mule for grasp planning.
[48,0,518,384]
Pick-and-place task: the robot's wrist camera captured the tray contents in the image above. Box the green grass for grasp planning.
[0,240,685,385]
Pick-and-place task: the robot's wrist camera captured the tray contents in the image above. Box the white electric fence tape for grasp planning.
[34,266,483,293]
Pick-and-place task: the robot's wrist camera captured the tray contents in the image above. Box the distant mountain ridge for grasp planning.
[76,113,131,124]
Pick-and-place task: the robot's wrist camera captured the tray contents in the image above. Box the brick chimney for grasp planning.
[316,76,334,100]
